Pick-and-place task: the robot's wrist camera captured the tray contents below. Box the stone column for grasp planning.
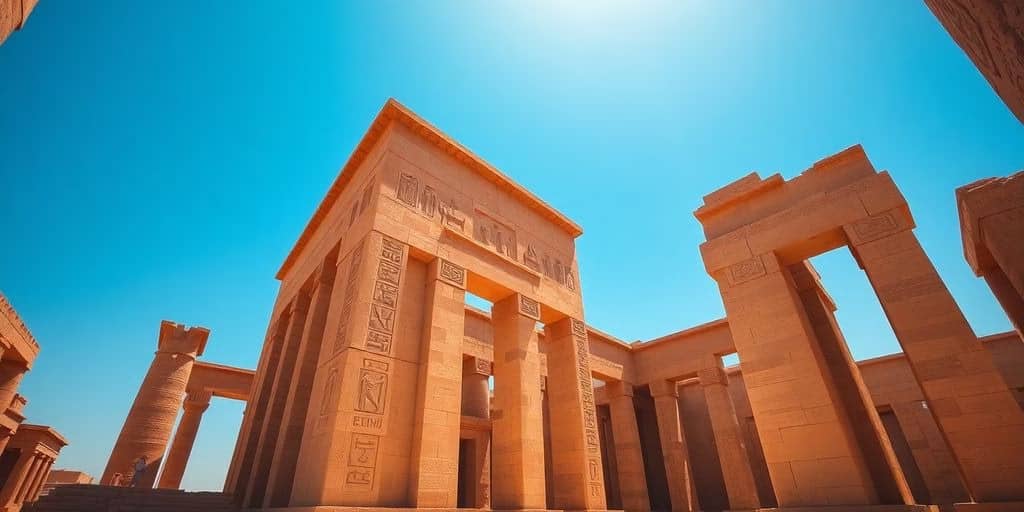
[101,321,210,488]
[14,454,43,505]
[698,365,760,510]
[25,456,53,503]
[605,381,650,512]
[649,379,698,512]
[157,390,213,489]
[848,213,1024,502]
[462,357,491,419]
[227,311,291,501]
[545,316,607,511]
[0,450,33,508]
[490,293,546,510]
[265,259,339,508]
[408,259,467,507]
[243,290,311,507]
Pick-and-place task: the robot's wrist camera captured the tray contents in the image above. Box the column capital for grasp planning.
[464,356,492,377]
[648,379,678,398]
[157,321,210,357]
[698,365,728,387]
[516,294,541,321]
[430,258,467,290]
[604,380,634,398]
[183,390,213,412]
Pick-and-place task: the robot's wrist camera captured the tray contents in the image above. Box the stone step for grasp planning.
[27,484,238,512]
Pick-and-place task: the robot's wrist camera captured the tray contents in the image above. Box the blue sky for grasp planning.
[1,0,1021,492]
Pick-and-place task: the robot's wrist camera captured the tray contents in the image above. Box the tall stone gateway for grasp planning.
[695,145,1024,511]
[225,99,609,511]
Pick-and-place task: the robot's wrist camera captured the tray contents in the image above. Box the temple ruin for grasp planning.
[38,100,1024,512]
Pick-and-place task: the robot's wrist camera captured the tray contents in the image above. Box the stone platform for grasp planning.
[27,483,236,512]
[954,503,1024,512]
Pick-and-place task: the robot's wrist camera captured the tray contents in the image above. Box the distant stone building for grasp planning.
[0,292,67,511]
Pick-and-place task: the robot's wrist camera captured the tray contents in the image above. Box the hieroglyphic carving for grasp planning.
[356,359,388,414]
[440,200,466,232]
[419,186,437,218]
[851,211,899,243]
[372,282,398,309]
[475,358,493,376]
[393,169,579,291]
[524,245,540,272]
[364,236,405,355]
[729,257,766,285]
[334,240,366,353]
[346,433,380,487]
[438,259,467,289]
[317,367,339,430]
[349,434,379,468]
[381,237,403,264]
[398,173,419,206]
[570,318,601,456]
[518,295,540,320]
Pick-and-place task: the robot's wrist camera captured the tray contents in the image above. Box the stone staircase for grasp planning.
[26,484,237,512]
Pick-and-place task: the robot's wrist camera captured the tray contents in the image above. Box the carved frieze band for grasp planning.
[569,316,604,499]
[396,168,576,292]
[438,259,467,289]
[333,239,366,354]
[518,294,541,320]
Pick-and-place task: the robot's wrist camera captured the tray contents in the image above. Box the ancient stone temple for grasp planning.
[224,99,606,511]
[61,100,1024,512]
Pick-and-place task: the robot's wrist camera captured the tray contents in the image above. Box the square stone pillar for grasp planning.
[544,316,607,511]
[291,233,419,506]
[649,379,698,512]
[490,293,546,510]
[712,251,878,507]
[243,289,312,508]
[227,312,290,501]
[605,381,651,512]
[408,259,467,507]
[848,211,1024,502]
[265,259,340,508]
[698,365,760,510]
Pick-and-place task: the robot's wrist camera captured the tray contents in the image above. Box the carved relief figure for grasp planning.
[419,185,437,218]
[357,368,387,414]
[440,200,465,231]
[398,173,419,206]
